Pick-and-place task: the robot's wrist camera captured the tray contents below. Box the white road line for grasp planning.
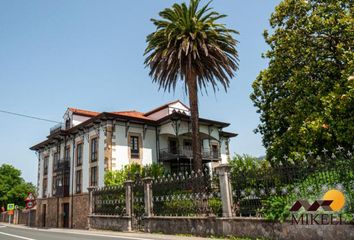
[0,226,6,228]
[0,231,37,240]
[36,229,153,240]
[5,226,156,240]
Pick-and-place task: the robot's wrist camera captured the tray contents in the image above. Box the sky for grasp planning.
[0,0,281,184]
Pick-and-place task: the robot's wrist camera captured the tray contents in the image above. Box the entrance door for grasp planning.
[42,204,46,227]
[62,203,69,228]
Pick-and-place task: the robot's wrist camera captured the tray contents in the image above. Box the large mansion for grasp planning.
[30,100,237,228]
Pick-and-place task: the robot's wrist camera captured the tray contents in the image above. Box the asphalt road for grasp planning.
[0,224,203,240]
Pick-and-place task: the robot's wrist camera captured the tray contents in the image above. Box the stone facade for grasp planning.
[36,198,59,228]
[72,193,89,229]
[36,194,89,229]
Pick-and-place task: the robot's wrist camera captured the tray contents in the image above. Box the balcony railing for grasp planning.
[50,123,64,135]
[53,185,70,197]
[53,159,71,173]
[159,147,221,161]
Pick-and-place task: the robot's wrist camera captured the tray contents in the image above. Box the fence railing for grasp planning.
[151,169,221,217]
[92,185,126,216]
[88,147,353,225]
[230,148,354,218]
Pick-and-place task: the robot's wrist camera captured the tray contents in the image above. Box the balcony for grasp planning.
[50,123,64,135]
[159,146,221,162]
[53,185,70,197]
[53,159,71,173]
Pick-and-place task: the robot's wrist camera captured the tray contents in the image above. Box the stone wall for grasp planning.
[72,193,89,229]
[35,195,89,229]
[40,197,60,228]
[0,212,12,223]
[89,215,131,231]
[143,217,354,240]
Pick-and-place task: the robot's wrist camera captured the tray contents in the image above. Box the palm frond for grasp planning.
[145,0,239,93]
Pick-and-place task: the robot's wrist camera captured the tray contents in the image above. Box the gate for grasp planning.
[132,176,145,231]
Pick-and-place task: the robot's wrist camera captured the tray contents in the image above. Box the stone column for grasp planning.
[87,186,97,229]
[104,122,113,171]
[124,180,133,231]
[215,164,234,217]
[143,177,153,217]
[13,209,19,224]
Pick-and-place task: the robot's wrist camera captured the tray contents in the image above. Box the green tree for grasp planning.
[0,164,36,209]
[251,0,354,161]
[144,0,239,171]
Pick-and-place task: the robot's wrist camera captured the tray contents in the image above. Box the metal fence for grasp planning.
[151,169,221,217]
[92,185,126,216]
[89,147,353,223]
[230,148,354,218]
[132,177,145,229]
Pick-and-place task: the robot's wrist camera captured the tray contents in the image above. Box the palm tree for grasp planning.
[144,0,239,171]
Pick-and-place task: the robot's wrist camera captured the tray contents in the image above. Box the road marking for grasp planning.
[5,225,156,240]
[36,229,154,240]
[0,231,37,240]
[0,226,6,228]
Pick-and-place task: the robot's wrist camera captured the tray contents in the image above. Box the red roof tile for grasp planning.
[111,111,152,120]
[68,108,100,117]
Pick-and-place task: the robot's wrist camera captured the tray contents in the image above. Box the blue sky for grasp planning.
[0,0,281,183]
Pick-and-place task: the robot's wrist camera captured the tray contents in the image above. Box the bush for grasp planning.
[261,196,290,222]
[104,163,165,187]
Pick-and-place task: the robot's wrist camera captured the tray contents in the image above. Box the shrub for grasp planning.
[104,163,165,187]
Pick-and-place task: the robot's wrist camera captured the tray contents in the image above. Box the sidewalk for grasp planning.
[0,223,213,240]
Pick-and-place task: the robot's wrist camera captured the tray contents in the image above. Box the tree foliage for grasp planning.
[251,0,354,160]
[144,0,239,171]
[104,163,165,187]
[0,164,36,209]
[144,0,239,92]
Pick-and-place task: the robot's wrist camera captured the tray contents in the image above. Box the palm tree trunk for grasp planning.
[187,71,203,172]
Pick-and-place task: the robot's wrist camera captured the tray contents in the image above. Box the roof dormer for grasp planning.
[144,100,190,120]
[63,108,99,129]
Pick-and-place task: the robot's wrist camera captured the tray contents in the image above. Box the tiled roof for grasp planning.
[69,100,188,120]
[111,111,152,120]
[68,108,99,117]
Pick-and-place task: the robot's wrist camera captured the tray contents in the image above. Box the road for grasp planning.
[0,224,206,240]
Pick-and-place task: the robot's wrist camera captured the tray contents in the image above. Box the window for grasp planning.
[53,152,59,170]
[130,136,140,158]
[76,143,83,166]
[212,144,219,158]
[90,166,98,186]
[52,176,57,195]
[43,178,48,197]
[64,146,70,162]
[90,138,98,162]
[43,156,49,176]
[65,119,70,130]
[183,139,192,152]
[76,170,82,193]
[184,140,192,147]
[169,139,178,154]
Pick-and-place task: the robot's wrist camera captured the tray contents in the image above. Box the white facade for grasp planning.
[32,100,236,199]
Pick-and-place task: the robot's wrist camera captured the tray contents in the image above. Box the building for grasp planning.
[30,100,237,229]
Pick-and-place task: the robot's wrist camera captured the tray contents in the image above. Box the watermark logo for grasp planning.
[290,189,345,225]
